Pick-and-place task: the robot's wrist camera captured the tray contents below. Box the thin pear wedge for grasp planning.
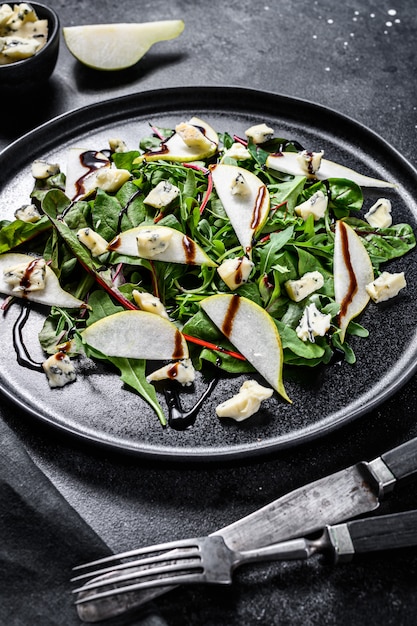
[0,253,85,308]
[137,117,219,163]
[334,221,374,343]
[108,224,217,266]
[81,310,189,360]
[200,293,291,402]
[266,152,396,188]
[210,163,270,253]
[63,20,185,71]
[64,148,111,201]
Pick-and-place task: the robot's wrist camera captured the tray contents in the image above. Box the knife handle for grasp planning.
[328,510,417,561]
[380,436,417,482]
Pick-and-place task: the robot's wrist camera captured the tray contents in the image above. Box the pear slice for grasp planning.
[266,152,396,188]
[210,163,270,253]
[0,253,85,308]
[108,224,217,266]
[82,310,188,360]
[334,221,374,342]
[139,116,218,162]
[64,148,111,201]
[63,20,185,71]
[200,294,290,402]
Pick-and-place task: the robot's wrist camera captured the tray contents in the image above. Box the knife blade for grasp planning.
[77,435,417,623]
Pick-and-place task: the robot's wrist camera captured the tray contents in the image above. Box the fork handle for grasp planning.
[327,509,417,561]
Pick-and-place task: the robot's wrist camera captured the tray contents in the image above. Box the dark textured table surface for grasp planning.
[1,1,417,624]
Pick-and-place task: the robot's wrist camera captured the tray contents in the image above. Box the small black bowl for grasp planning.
[0,2,60,89]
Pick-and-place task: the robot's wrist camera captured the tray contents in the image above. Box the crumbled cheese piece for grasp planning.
[221,142,251,161]
[0,4,13,27]
[144,180,180,209]
[42,352,76,388]
[0,35,39,60]
[3,258,46,292]
[216,380,273,421]
[0,3,47,65]
[217,256,254,290]
[146,358,195,386]
[364,198,392,228]
[296,150,324,176]
[296,302,332,342]
[136,227,173,257]
[230,171,250,196]
[366,271,406,303]
[285,271,324,302]
[31,160,60,180]
[95,167,131,193]
[108,138,128,153]
[14,203,41,223]
[132,289,169,319]
[245,123,274,144]
[76,228,109,257]
[8,3,37,27]
[294,190,328,221]
[175,122,213,151]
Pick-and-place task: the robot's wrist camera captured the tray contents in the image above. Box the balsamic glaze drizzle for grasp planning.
[165,375,219,430]
[12,306,43,372]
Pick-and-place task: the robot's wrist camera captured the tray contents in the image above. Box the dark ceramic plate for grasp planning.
[1,87,417,461]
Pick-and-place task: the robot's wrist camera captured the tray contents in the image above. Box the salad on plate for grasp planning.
[0,116,414,429]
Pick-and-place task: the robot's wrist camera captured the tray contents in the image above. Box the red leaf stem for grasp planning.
[182,162,213,214]
[182,333,246,361]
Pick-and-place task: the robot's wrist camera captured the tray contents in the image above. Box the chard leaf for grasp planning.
[327,178,363,213]
[112,150,141,171]
[92,188,122,241]
[364,223,415,265]
[0,216,51,253]
[115,182,148,231]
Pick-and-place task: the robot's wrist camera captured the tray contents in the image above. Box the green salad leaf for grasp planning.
[0,118,415,427]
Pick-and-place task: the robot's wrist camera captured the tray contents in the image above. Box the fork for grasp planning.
[72,509,417,607]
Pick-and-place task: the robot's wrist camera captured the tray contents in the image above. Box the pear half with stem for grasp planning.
[200,293,290,402]
[108,224,216,266]
[82,310,189,360]
[334,220,374,343]
[266,152,396,188]
[0,253,85,308]
[210,163,270,254]
[63,20,185,71]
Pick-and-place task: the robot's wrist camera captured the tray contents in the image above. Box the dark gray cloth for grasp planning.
[0,417,167,626]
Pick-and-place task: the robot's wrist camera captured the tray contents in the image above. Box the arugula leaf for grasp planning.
[109,357,167,426]
[257,226,294,275]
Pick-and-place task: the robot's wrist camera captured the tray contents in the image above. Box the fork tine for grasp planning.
[71,546,202,583]
[72,551,203,595]
[74,571,214,606]
[72,536,201,572]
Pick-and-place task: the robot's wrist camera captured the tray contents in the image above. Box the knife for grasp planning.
[77,435,417,623]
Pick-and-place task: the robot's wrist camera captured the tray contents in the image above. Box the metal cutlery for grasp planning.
[72,509,417,605]
[74,435,417,622]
